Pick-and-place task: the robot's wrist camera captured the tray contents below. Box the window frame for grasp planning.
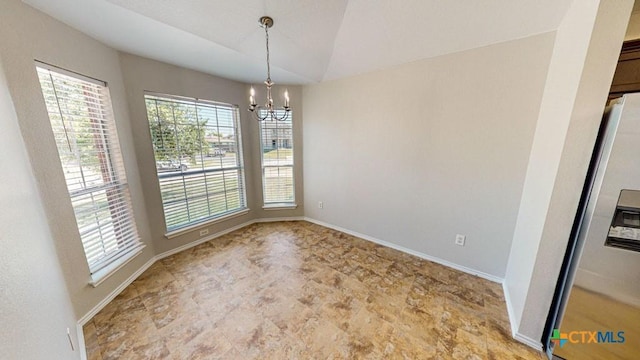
[35,62,144,285]
[144,92,248,235]
[258,111,296,209]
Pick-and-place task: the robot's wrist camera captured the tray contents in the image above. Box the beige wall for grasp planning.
[118,53,303,255]
[0,0,305,332]
[302,32,556,278]
[0,0,633,354]
[0,0,155,319]
[0,55,80,359]
[505,0,632,343]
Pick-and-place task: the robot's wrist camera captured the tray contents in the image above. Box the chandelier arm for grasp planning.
[249,105,270,121]
[274,108,290,121]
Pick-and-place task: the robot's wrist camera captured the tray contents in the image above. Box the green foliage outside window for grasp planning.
[146,99,209,162]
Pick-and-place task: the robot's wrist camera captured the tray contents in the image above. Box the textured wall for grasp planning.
[0,55,80,359]
[303,33,555,278]
[118,53,304,255]
[0,0,155,319]
[505,0,632,342]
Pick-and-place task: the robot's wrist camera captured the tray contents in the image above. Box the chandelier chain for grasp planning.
[264,23,271,82]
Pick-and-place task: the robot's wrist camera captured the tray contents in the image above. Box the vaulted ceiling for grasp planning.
[23,0,574,84]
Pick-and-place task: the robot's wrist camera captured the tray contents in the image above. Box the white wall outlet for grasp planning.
[455,234,466,246]
[199,229,209,237]
[318,201,323,209]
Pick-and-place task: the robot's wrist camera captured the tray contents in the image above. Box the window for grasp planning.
[36,63,143,276]
[144,93,247,232]
[259,111,295,206]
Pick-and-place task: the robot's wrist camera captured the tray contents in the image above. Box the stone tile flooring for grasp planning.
[83,221,547,359]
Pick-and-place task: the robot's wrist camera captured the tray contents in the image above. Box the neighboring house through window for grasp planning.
[259,111,295,207]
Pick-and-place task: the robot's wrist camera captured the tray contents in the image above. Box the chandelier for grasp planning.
[249,16,291,121]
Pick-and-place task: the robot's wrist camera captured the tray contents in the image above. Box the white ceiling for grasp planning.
[22,0,573,84]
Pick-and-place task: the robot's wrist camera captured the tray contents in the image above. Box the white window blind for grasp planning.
[259,111,295,205]
[144,94,247,231]
[36,64,143,274]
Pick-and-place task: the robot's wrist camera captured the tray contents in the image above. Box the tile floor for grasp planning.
[83,221,547,359]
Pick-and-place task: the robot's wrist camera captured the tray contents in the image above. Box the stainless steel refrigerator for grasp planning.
[550,93,640,359]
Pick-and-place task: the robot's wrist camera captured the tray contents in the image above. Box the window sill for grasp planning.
[262,203,298,210]
[89,245,146,288]
[164,208,250,239]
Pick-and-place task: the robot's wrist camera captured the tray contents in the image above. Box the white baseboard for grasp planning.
[514,333,544,352]
[156,219,257,260]
[255,216,306,223]
[77,322,87,360]
[502,282,544,351]
[76,255,156,360]
[78,255,157,326]
[156,217,305,262]
[303,217,503,284]
[502,281,519,338]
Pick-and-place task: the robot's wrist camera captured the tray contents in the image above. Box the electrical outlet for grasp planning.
[199,229,209,237]
[318,201,323,209]
[455,234,466,246]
